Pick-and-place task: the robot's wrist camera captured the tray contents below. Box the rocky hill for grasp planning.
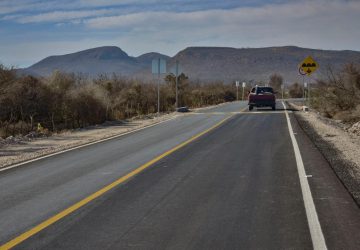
[169,46,360,83]
[21,46,360,83]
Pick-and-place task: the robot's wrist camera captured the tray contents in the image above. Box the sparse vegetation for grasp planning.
[310,64,360,123]
[288,82,304,98]
[269,74,283,93]
[6,62,358,139]
[0,66,240,138]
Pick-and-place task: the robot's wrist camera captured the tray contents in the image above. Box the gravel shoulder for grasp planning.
[288,102,360,205]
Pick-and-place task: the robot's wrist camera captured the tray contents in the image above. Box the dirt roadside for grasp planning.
[287,101,360,205]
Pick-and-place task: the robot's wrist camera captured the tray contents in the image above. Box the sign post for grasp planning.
[299,56,318,76]
[235,81,239,100]
[298,56,319,107]
[281,84,284,99]
[175,61,179,109]
[152,58,166,115]
[242,82,246,101]
[170,61,183,110]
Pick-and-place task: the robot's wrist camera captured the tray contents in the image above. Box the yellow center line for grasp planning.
[0,114,234,250]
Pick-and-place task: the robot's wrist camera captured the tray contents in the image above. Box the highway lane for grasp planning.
[0,101,247,245]
[194,101,248,113]
[11,102,313,249]
[1,100,360,249]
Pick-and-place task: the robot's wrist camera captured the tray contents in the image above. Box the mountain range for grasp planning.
[21,46,360,83]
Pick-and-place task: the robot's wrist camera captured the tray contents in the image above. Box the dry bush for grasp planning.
[0,67,239,138]
[312,63,360,122]
[269,73,283,98]
[288,82,304,98]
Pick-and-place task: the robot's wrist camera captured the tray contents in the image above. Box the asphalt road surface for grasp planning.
[0,101,359,250]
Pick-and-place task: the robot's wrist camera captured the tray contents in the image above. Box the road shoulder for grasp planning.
[286,108,360,249]
[0,113,178,170]
[291,107,360,206]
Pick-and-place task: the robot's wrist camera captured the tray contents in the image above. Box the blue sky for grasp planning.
[1,0,359,67]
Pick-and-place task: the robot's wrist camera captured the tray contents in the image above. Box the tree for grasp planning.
[269,73,283,94]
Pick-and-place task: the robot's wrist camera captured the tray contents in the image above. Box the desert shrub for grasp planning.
[288,82,304,98]
[67,87,106,127]
[269,73,283,98]
[0,67,241,137]
[311,63,360,122]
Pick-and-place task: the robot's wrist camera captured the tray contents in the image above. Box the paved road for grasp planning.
[1,101,359,249]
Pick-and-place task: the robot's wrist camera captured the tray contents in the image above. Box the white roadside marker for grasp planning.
[282,101,327,250]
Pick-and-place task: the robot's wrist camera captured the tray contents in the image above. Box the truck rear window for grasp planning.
[256,87,274,94]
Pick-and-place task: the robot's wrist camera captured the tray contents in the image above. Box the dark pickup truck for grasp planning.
[248,86,276,111]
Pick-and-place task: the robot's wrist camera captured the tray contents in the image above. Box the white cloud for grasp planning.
[0,0,63,15]
[84,1,360,30]
[16,9,118,23]
[1,0,360,67]
[82,0,360,53]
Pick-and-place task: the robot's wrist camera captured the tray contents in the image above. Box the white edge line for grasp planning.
[282,101,327,250]
[0,116,178,172]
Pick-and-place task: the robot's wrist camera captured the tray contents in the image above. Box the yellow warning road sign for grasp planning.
[299,56,319,76]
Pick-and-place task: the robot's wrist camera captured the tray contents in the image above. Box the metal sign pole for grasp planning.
[157,58,160,115]
[303,75,305,100]
[175,60,179,109]
[299,56,318,104]
[308,76,311,108]
[242,82,246,101]
[152,58,166,115]
[235,81,239,101]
